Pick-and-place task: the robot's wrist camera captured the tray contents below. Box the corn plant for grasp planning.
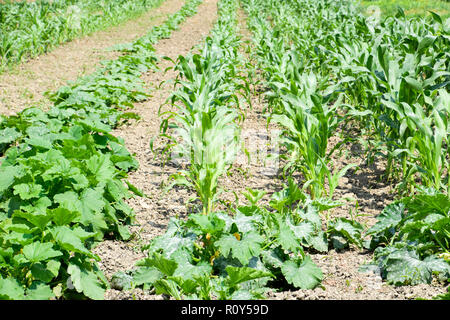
[245,0,449,196]
[166,89,240,215]
[243,0,357,200]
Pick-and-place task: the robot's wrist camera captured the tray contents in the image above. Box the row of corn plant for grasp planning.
[242,0,450,289]
[0,0,166,72]
[242,0,358,202]
[0,0,203,300]
[240,0,368,257]
[244,0,449,196]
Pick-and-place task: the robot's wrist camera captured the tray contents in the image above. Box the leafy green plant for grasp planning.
[157,0,248,215]
[362,188,450,285]
[243,0,449,197]
[0,0,205,300]
[122,190,327,299]
[269,76,355,199]
[0,0,166,72]
[243,0,449,293]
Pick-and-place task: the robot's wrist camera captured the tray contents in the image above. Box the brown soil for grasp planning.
[0,0,185,116]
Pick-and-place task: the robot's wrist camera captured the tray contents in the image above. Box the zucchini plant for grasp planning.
[0,0,204,300]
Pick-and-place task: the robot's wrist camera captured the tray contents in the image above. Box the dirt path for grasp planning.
[89,0,220,300]
[0,0,185,116]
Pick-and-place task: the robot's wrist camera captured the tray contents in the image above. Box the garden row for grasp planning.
[0,0,165,72]
[0,0,202,300]
[242,0,449,292]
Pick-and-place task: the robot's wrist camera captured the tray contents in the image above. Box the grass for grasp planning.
[358,0,450,18]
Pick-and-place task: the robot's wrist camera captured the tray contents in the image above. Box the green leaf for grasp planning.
[13,183,42,200]
[0,166,20,195]
[25,282,54,300]
[21,197,52,215]
[0,128,21,144]
[311,198,344,212]
[30,263,56,283]
[417,36,436,53]
[48,208,81,226]
[281,256,323,289]
[309,231,329,252]
[428,10,442,24]
[232,212,261,233]
[85,154,116,182]
[71,174,89,191]
[13,211,52,231]
[329,218,364,248]
[290,221,315,246]
[188,213,226,235]
[79,188,106,230]
[132,267,162,287]
[138,253,178,276]
[145,219,196,258]
[72,227,96,241]
[225,266,273,287]
[50,226,97,259]
[407,193,450,217]
[54,189,106,232]
[384,249,450,285]
[125,181,145,197]
[173,259,212,281]
[25,136,53,149]
[176,277,199,295]
[22,242,62,263]
[261,247,287,269]
[47,260,61,278]
[297,205,322,229]
[277,218,300,252]
[3,231,34,246]
[117,225,131,241]
[367,201,405,236]
[153,278,182,300]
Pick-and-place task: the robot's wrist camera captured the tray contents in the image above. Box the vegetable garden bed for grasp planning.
[0,0,449,300]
